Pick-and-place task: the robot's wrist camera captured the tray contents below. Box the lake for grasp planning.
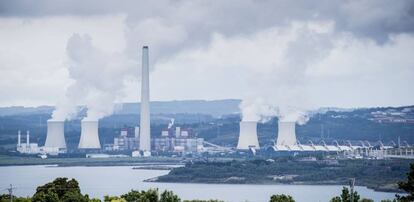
[0,165,397,202]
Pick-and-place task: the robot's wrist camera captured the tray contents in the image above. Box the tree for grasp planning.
[104,195,126,202]
[396,163,414,202]
[330,196,341,202]
[269,194,295,202]
[32,177,90,202]
[120,189,159,202]
[330,187,361,202]
[160,190,181,202]
[0,194,31,202]
[359,199,373,202]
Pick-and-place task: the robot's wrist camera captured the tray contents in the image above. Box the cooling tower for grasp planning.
[139,46,151,151]
[237,121,260,150]
[45,120,66,148]
[276,121,297,146]
[78,120,101,149]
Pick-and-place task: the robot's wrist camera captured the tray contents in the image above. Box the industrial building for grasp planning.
[16,130,62,155]
[104,127,140,151]
[153,125,204,153]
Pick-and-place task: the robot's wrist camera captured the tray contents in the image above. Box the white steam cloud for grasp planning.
[52,33,136,121]
[238,21,335,124]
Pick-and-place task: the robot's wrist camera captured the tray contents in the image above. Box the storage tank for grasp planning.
[78,120,101,149]
[45,120,66,148]
[237,121,260,150]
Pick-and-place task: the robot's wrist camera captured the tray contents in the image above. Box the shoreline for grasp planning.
[147,176,402,193]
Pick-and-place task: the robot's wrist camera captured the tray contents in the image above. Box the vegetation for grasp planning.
[31,177,98,202]
[0,194,31,202]
[156,159,411,192]
[269,194,295,202]
[329,187,361,202]
[396,163,414,201]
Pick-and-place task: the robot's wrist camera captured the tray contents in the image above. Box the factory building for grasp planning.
[16,130,62,155]
[153,126,204,153]
[109,127,139,151]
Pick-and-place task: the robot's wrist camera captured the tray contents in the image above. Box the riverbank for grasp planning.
[0,154,184,167]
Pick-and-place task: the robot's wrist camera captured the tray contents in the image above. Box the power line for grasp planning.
[6,184,14,202]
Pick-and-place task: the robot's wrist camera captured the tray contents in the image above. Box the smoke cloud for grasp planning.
[52,33,136,121]
[235,21,335,123]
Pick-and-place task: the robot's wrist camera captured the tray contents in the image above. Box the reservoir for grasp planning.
[0,165,397,202]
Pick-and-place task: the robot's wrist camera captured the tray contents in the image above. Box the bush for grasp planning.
[269,194,295,202]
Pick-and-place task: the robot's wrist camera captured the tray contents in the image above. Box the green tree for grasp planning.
[330,196,341,202]
[104,195,126,202]
[0,194,31,202]
[160,190,180,202]
[120,189,159,202]
[32,177,89,202]
[359,199,373,202]
[269,194,295,202]
[330,187,361,202]
[397,163,414,202]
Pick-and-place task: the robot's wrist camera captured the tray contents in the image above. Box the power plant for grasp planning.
[139,46,151,151]
[15,45,405,159]
[237,121,259,150]
[78,120,101,149]
[45,120,66,149]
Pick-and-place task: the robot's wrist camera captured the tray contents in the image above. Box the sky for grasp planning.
[0,0,414,113]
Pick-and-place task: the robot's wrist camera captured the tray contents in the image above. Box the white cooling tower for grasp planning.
[237,121,260,150]
[45,120,66,148]
[78,120,101,149]
[139,46,151,151]
[276,121,297,146]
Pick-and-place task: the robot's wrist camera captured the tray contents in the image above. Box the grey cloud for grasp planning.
[1,0,413,45]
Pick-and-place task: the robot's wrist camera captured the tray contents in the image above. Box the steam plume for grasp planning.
[52,33,136,121]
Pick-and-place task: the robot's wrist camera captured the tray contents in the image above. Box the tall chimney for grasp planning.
[17,130,21,146]
[134,126,140,138]
[45,120,66,148]
[276,121,297,146]
[139,46,151,151]
[237,121,260,150]
[26,130,30,145]
[78,120,101,149]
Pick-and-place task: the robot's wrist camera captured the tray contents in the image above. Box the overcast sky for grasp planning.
[0,0,414,109]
